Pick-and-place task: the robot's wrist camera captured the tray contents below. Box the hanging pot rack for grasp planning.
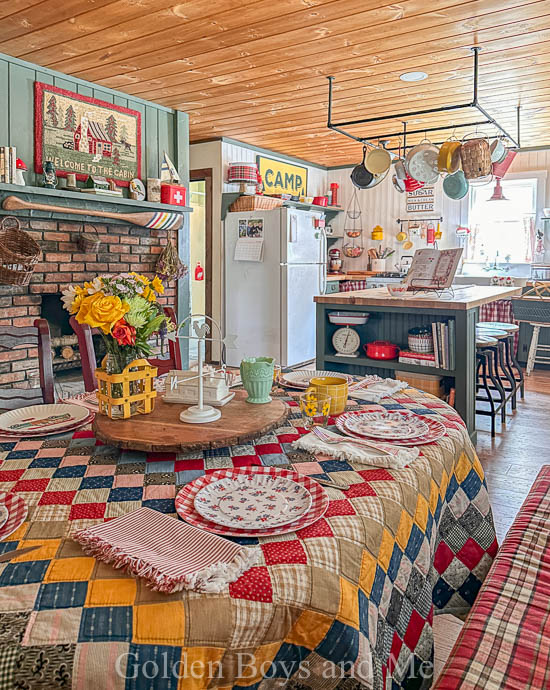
[327,47,520,152]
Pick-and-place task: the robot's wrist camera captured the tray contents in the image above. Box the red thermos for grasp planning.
[330,182,339,206]
[427,223,435,244]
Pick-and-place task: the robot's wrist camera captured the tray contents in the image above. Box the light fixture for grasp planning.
[488,178,508,201]
[399,71,428,82]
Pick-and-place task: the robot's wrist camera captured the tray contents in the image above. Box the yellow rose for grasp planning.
[76,293,129,334]
[151,276,165,294]
[142,286,157,303]
[70,291,85,315]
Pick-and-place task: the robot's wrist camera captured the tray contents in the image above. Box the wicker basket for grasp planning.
[77,224,101,253]
[460,138,492,179]
[0,216,41,286]
[511,296,550,322]
[229,195,283,212]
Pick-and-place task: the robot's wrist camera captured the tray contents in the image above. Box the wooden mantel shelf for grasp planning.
[0,182,192,226]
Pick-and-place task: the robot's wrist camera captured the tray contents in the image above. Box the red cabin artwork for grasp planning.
[74,116,113,158]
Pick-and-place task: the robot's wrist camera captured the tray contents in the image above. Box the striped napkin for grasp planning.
[73,507,260,593]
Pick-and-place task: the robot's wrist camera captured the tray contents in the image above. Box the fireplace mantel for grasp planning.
[0,182,192,227]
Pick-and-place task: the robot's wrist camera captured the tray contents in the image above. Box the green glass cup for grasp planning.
[240,357,275,404]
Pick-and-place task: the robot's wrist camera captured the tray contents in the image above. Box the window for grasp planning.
[466,177,538,264]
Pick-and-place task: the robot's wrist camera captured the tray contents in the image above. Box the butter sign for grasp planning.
[257,155,308,196]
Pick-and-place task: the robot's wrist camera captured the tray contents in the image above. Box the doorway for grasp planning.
[190,168,213,361]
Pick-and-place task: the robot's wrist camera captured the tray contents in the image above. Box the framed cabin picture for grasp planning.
[34,82,141,186]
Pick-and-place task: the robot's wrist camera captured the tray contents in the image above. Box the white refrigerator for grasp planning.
[224,207,327,367]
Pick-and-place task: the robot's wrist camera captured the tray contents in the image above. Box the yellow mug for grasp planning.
[307,376,348,415]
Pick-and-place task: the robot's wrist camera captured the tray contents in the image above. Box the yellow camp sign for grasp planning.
[257,155,308,196]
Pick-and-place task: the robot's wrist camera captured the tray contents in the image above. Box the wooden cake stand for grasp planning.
[92,390,290,452]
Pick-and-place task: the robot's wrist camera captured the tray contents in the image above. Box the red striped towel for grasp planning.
[73,507,259,593]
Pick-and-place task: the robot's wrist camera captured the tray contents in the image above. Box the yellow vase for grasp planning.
[307,376,348,415]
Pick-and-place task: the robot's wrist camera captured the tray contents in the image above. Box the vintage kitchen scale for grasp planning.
[328,311,369,357]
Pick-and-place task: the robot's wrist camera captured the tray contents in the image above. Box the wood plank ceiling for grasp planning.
[1,0,549,166]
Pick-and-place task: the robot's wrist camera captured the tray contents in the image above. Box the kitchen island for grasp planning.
[315,285,522,440]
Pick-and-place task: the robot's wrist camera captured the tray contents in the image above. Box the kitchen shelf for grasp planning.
[221,192,343,221]
[0,182,192,226]
[324,354,455,377]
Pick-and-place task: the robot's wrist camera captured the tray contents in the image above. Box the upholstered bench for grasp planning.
[434,465,550,689]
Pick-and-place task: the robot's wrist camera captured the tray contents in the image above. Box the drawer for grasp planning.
[324,281,340,294]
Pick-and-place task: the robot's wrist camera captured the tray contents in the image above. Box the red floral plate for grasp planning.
[335,410,446,446]
[175,467,329,537]
[0,492,28,541]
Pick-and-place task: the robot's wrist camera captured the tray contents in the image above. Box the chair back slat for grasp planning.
[0,319,55,409]
[0,388,45,410]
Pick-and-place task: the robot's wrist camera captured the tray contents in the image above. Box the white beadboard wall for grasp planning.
[222,140,328,196]
[327,150,550,273]
[327,168,464,273]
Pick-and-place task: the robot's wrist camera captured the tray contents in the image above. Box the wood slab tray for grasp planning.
[92,390,290,452]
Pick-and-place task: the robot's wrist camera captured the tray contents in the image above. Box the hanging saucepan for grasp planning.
[350,146,374,189]
[365,166,389,189]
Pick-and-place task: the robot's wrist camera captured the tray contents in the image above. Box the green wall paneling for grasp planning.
[0,51,192,365]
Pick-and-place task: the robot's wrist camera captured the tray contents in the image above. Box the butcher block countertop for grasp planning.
[314,285,522,310]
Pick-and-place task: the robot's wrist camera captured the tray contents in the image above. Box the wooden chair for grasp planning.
[71,306,182,392]
[0,319,55,410]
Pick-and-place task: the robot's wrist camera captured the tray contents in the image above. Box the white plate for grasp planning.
[0,404,89,434]
[194,474,312,529]
[279,370,354,389]
[328,311,370,325]
[344,411,429,440]
[0,505,8,531]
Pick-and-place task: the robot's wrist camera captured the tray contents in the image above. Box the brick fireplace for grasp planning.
[0,218,177,387]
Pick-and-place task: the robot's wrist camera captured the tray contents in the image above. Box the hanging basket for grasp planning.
[0,216,41,286]
[460,138,492,179]
[77,224,101,253]
[95,358,157,419]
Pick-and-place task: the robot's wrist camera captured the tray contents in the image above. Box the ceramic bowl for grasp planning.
[443,170,469,200]
[387,283,408,297]
[490,138,506,163]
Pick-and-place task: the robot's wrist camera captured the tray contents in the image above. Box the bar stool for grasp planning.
[523,322,550,376]
[477,322,524,404]
[476,334,504,437]
[475,327,516,413]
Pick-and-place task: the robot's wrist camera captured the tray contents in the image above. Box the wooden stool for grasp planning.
[521,322,550,376]
[477,322,524,400]
[476,335,504,437]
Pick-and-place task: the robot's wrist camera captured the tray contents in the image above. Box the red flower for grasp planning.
[112,319,136,346]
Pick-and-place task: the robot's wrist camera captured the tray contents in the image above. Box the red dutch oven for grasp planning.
[364,341,400,360]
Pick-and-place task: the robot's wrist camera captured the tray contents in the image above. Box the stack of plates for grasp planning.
[279,370,354,390]
[0,404,93,438]
[175,467,329,537]
[335,410,446,446]
[0,492,28,541]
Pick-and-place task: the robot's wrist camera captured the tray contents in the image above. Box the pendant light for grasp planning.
[488,178,508,201]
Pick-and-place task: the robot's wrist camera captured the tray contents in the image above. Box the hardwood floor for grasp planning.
[434,368,550,679]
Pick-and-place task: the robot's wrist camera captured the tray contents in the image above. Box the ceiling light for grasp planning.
[399,71,428,82]
[488,178,509,202]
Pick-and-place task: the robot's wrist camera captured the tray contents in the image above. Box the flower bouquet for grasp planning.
[62,273,171,418]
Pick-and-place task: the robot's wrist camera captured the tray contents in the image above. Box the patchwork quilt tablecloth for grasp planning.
[434,465,550,690]
[0,387,497,689]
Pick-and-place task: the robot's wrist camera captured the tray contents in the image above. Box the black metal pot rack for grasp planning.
[327,48,520,152]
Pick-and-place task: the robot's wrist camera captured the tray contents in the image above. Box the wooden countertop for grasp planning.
[314,285,522,310]
[326,272,377,281]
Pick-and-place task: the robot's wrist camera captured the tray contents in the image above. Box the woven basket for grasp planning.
[77,224,101,253]
[0,216,41,286]
[229,195,283,212]
[460,138,492,179]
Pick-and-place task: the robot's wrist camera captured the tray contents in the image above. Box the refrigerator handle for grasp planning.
[315,227,327,295]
